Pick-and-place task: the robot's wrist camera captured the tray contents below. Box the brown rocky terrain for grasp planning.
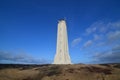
[0,63,120,80]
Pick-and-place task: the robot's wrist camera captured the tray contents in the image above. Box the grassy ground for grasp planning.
[0,64,120,80]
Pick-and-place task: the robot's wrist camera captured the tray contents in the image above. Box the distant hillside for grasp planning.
[0,63,120,80]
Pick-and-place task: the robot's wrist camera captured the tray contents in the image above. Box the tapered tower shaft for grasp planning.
[53,20,71,64]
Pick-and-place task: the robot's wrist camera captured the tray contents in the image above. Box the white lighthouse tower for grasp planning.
[53,19,72,64]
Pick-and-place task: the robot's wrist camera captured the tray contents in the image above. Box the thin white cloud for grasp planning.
[93,34,101,41]
[80,20,120,63]
[108,21,120,29]
[92,45,120,63]
[107,30,120,41]
[71,37,82,47]
[0,51,50,64]
[85,21,120,35]
[85,21,106,35]
[112,45,120,51]
[85,26,97,35]
[84,20,120,47]
[83,40,93,48]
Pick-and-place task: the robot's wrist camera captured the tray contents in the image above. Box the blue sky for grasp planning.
[0,0,120,64]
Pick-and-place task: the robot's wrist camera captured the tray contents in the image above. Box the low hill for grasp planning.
[0,63,120,80]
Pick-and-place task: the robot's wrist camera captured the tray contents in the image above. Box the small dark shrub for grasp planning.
[66,68,74,73]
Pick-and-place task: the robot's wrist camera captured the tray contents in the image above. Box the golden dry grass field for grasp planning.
[0,64,120,80]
